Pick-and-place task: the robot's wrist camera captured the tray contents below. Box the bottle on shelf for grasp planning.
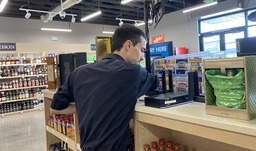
[144,144,150,151]
[11,55,15,64]
[173,143,180,151]
[15,57,19,64]
[6,54,10,65]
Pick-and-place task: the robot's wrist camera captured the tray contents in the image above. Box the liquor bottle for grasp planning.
[22,101,27,110]
[23,78,27,87]
[15,57,19,64]
[19,79,23,87]
[6,54,10,65]
[1,92,6,102]
[174,143,180,151]
[12,80,16,88]
[27,78,31,86]
[11,55,15,64]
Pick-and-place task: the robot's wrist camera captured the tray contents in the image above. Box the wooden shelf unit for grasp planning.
[134,102,256,151]
[0,60,47,116]
[0,85,48,92]
[0,74,47,79]
[0,63,47,67]
[44,90,80,151]
[0,97,37,104]
[43,90,256,151]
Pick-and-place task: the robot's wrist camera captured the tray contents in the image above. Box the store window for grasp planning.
[199,8,256,56]
[200,12,245,34]
[203,35,220,52]
[225,31,244,50]
[248,26,256,37]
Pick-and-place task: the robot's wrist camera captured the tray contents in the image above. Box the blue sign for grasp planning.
[91,44,96,51]
[150,43,170,57]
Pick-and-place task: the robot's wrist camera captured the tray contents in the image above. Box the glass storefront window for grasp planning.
[200,12,245,33]
[203,35,220,52]
[248,26,256,37]
[225,31,244,50]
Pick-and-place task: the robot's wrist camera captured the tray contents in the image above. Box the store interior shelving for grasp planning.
[0,53,48,116]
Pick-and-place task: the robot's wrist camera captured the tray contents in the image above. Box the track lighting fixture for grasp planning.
[25,10,31,19]
[116,18,148,27]
[59,11,66,19]
[119,20,124,26]
[71,15,76,23]
[48,13,53,21]
[134,21,138,26]
[19,8,77,23]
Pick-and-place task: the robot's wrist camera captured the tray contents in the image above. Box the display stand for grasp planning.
[43,90,81,151]
[134,102,256,151]
[0,61,47,116]
[44,89,256,151]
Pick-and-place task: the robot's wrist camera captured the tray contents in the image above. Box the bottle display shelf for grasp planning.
[0,85,48,92]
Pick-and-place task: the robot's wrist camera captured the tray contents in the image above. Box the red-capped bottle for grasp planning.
[144,144,150,151]
[174,143,180,151]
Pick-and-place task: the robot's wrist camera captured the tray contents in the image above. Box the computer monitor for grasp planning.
[236,37,256,56]
[151,0,166,29]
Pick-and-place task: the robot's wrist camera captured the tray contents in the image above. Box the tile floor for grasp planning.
[0,110,46,151]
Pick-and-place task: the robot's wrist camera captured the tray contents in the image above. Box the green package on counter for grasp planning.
[205,69,246,109]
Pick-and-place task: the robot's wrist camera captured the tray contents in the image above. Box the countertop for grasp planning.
[43,90,256,137]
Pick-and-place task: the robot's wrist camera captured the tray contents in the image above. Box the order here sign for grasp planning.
[149,41,173,57]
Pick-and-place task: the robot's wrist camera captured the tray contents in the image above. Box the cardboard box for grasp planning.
[187,57,202,74]
[204,57,256,120]
[46,57,58,89]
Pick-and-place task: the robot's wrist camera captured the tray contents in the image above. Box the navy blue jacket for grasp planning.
[51,54,158,151]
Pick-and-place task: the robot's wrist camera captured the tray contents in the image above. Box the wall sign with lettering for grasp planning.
[0,43,16,51]
[149,41,173,57]
[152,35,164,44]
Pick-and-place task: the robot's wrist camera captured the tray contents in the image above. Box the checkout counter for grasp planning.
[43,89,256,151]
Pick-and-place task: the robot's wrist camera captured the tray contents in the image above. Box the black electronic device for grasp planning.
[145,71,201,108]
[151,0,166,29]
[236,37,256,56]
[58,53,87,86]
[145,91,190,108]
[75,52,87,68]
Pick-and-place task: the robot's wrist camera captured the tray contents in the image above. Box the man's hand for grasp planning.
[50,103,76,115]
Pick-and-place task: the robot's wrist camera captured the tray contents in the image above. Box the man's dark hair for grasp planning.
[111,24,146,53]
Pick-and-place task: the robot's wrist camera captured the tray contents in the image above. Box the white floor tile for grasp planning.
[0,110,46,151]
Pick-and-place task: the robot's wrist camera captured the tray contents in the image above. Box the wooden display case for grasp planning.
[43,90,256,151]
[43,90,81,151]
[134,102,256,151]
[204,57,256,120]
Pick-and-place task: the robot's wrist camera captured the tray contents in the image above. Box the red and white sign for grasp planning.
[152,35,164,44]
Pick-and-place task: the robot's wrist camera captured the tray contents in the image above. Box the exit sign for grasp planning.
[204,0,214,3]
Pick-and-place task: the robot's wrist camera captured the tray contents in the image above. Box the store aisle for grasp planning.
[0,110,46,151]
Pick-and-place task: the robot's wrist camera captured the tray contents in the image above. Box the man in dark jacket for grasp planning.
[50,24,158,151]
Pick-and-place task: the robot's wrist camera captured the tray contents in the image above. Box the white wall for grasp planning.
[149,11,199,53]
[0,17,118,44]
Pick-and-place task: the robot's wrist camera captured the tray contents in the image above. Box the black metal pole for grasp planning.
[144,0,151,73]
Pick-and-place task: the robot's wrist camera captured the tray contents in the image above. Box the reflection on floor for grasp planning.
[0,110,46,151]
